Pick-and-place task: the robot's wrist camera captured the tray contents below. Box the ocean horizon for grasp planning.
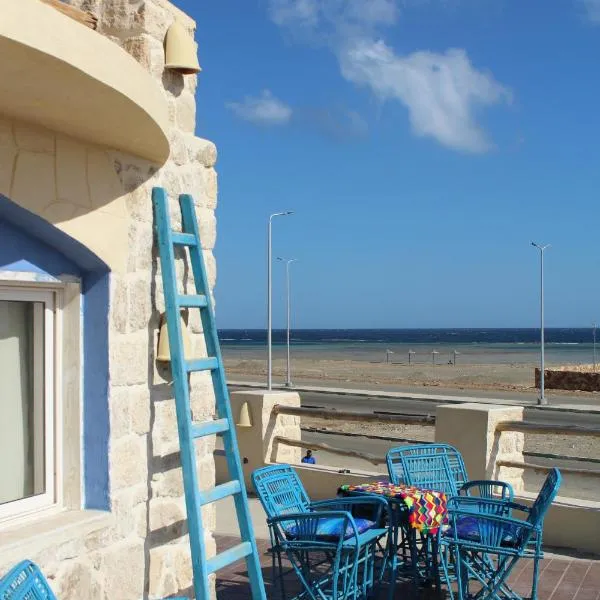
[218,327,596,345]
[219,328,598,366]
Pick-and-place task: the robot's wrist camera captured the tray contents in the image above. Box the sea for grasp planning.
[218,328,598,366]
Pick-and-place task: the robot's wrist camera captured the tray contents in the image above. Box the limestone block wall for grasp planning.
[219,391,302,491]
[435,404,525,493]
[0,2,217,599]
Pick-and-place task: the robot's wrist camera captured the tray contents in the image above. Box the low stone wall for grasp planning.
[221,390,301,491]
[535,368,600,392]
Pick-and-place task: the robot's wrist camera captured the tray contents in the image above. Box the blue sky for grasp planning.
[178,0,600,329]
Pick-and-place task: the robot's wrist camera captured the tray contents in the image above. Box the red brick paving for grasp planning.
[215,535,600,600]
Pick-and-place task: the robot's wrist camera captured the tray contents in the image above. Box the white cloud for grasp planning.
[226,90,292,126]
[581,0,600,22]
[269,0,398,43]
[269,0,320,29]
[268,0,511,153]
[339,40,511,152]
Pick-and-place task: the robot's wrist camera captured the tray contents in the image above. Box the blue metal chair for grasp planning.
[386,444,514,590]
[438,468,562,600]
[386,444,514,501]
[0,560,189,600]
[252,464,389,600]
[0,560,57,599]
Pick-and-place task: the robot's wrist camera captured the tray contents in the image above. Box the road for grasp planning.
[230,386,600,426]
[293,390,600,425]
[231,377,600,407]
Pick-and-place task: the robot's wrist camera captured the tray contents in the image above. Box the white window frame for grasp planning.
[0,285,62,522]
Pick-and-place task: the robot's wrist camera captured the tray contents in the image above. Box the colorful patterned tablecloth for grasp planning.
[339,481,448,534]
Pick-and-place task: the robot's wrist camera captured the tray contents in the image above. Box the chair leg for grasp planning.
[531,553,540,600]
[430,537,444,598]
[407,528,421,595]
[456,549,469,600]
[274,548,286,600]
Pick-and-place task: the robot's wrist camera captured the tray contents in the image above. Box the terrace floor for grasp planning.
[215,535,600,600]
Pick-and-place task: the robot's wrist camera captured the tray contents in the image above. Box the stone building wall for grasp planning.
[0,1,217,598]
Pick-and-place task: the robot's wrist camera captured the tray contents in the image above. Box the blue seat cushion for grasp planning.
[284,517,375,542]
[445,516,522,547]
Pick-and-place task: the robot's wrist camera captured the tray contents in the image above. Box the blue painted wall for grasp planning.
[0,195,111,510]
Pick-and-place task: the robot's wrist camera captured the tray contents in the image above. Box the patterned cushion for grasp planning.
[446,516,522,547]
[284,517,375,542]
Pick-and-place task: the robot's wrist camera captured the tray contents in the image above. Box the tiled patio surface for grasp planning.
[215,535,600,600]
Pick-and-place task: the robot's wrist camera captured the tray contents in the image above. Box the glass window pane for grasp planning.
[0,300,45,505]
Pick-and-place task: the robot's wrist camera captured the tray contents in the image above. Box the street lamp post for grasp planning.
[531,242,550,405]
[267,211,293,390]
[277,257,297,387]
[593,322,597,372]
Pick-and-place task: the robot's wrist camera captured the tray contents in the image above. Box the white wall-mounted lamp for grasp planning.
[165,21,201,75]
[236,402,253,428]
[156,313,192,361]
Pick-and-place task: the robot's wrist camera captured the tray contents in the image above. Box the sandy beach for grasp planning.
[223,355,589,395]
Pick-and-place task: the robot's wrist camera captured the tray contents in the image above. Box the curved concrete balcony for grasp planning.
[0,0,170,164]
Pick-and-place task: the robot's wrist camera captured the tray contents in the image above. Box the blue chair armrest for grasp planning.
[312,496,388,508]
[459,479,514,501]
[443,505,538,550]
[312,494,390,525]
[269,510,361,545]
[448,496,530,514]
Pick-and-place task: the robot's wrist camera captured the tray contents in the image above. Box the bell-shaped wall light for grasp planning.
[165,20,201,75]
[157,313,193,361]
[236,402,253,428]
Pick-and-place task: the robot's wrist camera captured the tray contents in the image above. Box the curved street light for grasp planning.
[267,211,293,390]
[531,242,550,405]
[277,257,297,388]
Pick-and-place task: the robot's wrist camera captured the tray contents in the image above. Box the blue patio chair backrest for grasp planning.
[387,444,467,496]
[526,467,562,528]
[252,464,311,519]
[0,560,57,599]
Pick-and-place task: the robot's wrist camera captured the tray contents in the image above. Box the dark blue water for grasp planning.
[218,328,594,345]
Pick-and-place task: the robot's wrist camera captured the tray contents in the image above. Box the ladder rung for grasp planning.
[186,358,219,372]
[171,232,198,246]
[207,542,252,575]
[199,480,242,505]
[191,418,230,438]
[177,294,208,308]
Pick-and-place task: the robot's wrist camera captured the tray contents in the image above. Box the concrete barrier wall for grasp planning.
[515,493,600,555]
[535,368,600,391]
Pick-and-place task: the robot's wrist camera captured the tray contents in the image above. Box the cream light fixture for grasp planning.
[156,313,193,361]
[236,402,253,428]
[165,21,201,75]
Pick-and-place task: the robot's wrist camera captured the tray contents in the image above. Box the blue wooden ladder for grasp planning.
[152,187,266,600]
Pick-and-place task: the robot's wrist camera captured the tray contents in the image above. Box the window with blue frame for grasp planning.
[0,286,59,520]
[0,194,111,521]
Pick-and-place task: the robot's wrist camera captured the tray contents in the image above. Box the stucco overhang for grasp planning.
[0,0,170,164]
